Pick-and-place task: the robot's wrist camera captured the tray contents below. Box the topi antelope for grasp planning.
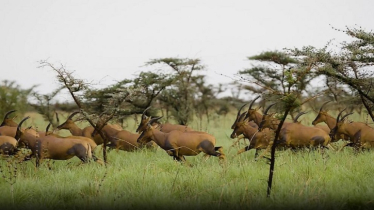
[137,117,225,163]
[135,107,193,134]
[93,123,157,152]
[329,109,374,151]
[56,111,119,145]
[258,104,331,149]
[230,107,275,158]
[16,117,102,167]
[312,101,349,142]
[244,95,264,126]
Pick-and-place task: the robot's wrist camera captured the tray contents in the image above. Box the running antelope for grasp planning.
[258,104,331,149]
[312,101,350,142]
[137,117,225,162]
[16,117,102,167]
[230,107,275,158]
[135,107,193,134]
[329,109,374,151]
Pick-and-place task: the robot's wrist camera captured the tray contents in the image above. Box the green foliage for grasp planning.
[289,26,374,121]
[240,51,313,97]
[0,80,35,119]
[84,71,173,118]
[248,51,298,65]
[30,86,64,126]
[146,57,211,125]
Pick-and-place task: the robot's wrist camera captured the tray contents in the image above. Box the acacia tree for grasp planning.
[31,87,63,128]
[0,80,35,119]
[290,26,374,121]
[39,61,129,164]
[238,50,327,197]
[145,58,207,125]
[238,51,318,119]
[85,71,173,116]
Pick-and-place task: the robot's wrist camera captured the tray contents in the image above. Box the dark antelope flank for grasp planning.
[16,117,103,167]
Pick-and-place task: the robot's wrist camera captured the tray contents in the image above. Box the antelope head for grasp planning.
[56,111,80,130]
[137,116,162,145]
[258,103,277,131]
[312,101,331,125]
[230,114,249,139]
[230,103,247,129]
[329,108,352,141]
[136,107,151,134]
[1,110,17,127]
[244,95,261,122]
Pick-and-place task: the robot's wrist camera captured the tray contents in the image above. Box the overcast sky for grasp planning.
[1,0,373,100]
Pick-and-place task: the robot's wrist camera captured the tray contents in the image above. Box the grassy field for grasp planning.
[1,111,374,210]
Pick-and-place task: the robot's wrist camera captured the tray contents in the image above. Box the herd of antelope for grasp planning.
[0,108,225,166]
[0,96,373,167]
[230,96,374,159]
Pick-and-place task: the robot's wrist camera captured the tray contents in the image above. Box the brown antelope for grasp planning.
[0,125,17,137]
[230,103,249,129]
[0,135,18,156]
[56,111,117,145]
[229,103,257,147]
[230,108,275,158]
[244,95,264,126]
[312,101,349,142]
[93,123,157,152]
[16,117,102,167]
[135,107,193,134]
[258,105,331,149]
[1,110,18,127]
[329,110,374,150]
[137,117,225,162]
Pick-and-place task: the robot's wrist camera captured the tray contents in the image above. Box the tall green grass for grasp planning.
[1,111,373,210]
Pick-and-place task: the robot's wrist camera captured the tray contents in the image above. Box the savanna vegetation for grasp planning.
[1,26,374,210]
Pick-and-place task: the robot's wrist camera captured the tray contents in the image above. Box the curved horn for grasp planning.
[4,110,16,119]
[294,111,309,123]
[263,103,277,115]
[15,116,30,140]
[238,111,248,122]
[340,112,354,122]
[319,101,331,112]
[67,111,80,120]
[148,116,163,126]
[45,123,52,135]
[142,107,151,119]
[248,95,261,110]
[336,108,347,123]
[1,110,16,126]
[236,103,247,120]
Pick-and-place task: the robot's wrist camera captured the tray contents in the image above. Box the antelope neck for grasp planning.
[68,124,83,136]
[324,114,337,130]
[151,129,168,149]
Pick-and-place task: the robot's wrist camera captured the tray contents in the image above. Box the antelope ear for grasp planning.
[255,107,260,111]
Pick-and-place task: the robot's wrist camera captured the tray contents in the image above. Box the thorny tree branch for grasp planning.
[39,60,128,164]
